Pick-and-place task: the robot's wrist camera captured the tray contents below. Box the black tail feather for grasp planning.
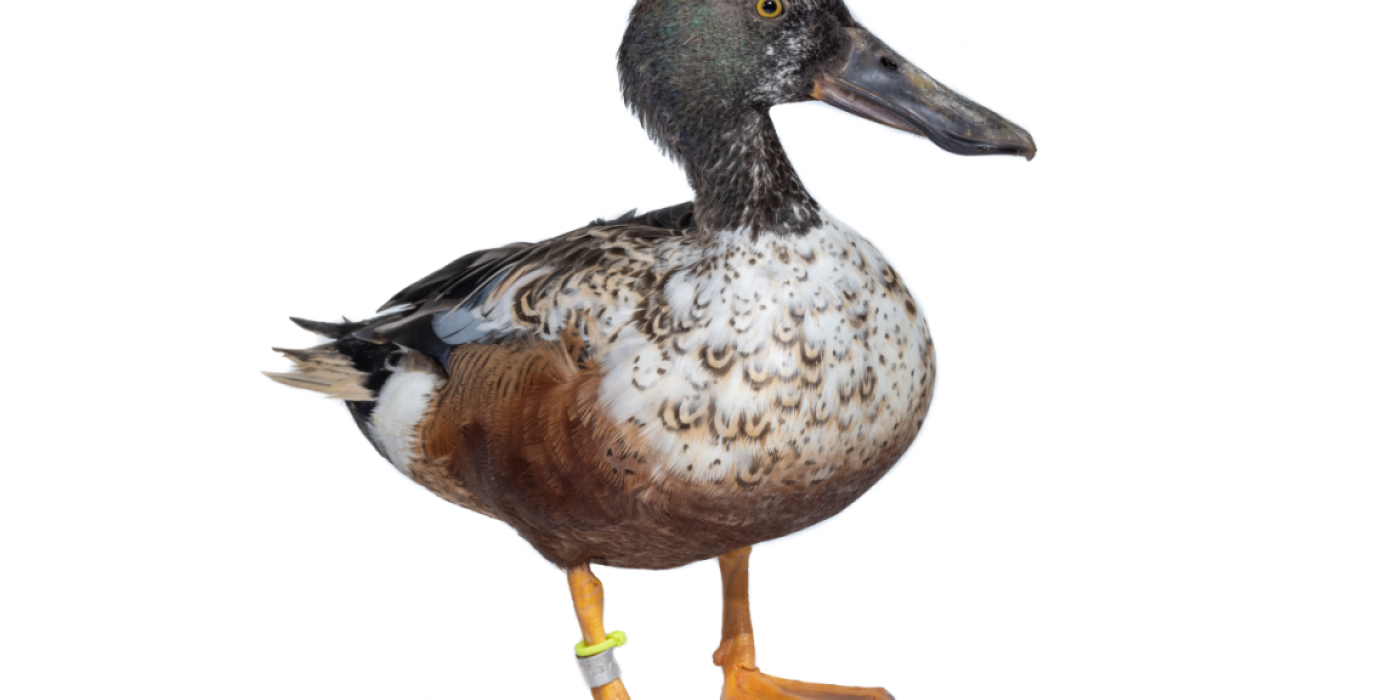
[289,316,371,340]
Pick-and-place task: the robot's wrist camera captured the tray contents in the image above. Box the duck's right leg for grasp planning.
[713,547,894,700]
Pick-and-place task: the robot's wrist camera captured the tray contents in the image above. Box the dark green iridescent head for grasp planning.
[618,0,1036,234]
[619,0,854,152]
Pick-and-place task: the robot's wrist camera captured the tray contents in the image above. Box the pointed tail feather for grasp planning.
[264,344,376,401]
[289,316,372,340]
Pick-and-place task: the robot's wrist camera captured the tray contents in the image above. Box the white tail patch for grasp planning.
[370,360,443,475]
[265,345,376,402]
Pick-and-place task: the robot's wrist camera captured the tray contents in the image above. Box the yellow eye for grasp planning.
[756,0,783,18]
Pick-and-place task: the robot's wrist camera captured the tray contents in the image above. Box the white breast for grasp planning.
[596,211,935,485]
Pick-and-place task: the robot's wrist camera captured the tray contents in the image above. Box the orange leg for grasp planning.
[568,564,631,700]
[713,547,894,700]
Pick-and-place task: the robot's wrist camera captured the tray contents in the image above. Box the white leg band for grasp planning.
[577,647,621,688]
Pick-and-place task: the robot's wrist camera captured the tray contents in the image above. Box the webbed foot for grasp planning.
[713,548,895,700]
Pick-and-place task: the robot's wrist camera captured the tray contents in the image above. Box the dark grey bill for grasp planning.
[812,28,1036,160]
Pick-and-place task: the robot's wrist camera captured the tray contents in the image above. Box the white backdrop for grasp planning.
[2,1,1397,698]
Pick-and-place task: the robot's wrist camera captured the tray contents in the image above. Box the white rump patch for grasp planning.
[370,366,441,475]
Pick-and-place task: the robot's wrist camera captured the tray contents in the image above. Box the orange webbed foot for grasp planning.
[713,548,895,699]
[725,672,894,700]
[716,653,894,700]
[712,602,894,700]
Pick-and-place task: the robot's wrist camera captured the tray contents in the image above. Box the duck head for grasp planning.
[619,0,1035,234]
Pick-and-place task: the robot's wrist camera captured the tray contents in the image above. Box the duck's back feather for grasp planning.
[354,202,694,363]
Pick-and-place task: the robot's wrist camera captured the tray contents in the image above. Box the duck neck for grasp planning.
[675,110,822,237]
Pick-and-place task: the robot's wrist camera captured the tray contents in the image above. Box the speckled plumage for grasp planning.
[270,0,1034,572]
[391,207,934,567]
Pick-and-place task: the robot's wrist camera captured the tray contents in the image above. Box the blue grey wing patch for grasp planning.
[368,243,535,361]
[365,202,694,364]
[430,266,524,345]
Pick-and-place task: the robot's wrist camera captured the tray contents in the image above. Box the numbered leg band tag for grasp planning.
[577,647,621,688]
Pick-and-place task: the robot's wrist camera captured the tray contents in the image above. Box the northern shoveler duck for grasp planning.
[268,0,1033,697]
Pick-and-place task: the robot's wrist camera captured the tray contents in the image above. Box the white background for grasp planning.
[2,0,1397,698]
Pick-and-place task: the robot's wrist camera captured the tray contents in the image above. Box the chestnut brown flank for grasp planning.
[406,328,918,570]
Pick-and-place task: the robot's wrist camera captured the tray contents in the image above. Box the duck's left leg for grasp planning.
[713,547,895,700]
[568,564,631,700]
